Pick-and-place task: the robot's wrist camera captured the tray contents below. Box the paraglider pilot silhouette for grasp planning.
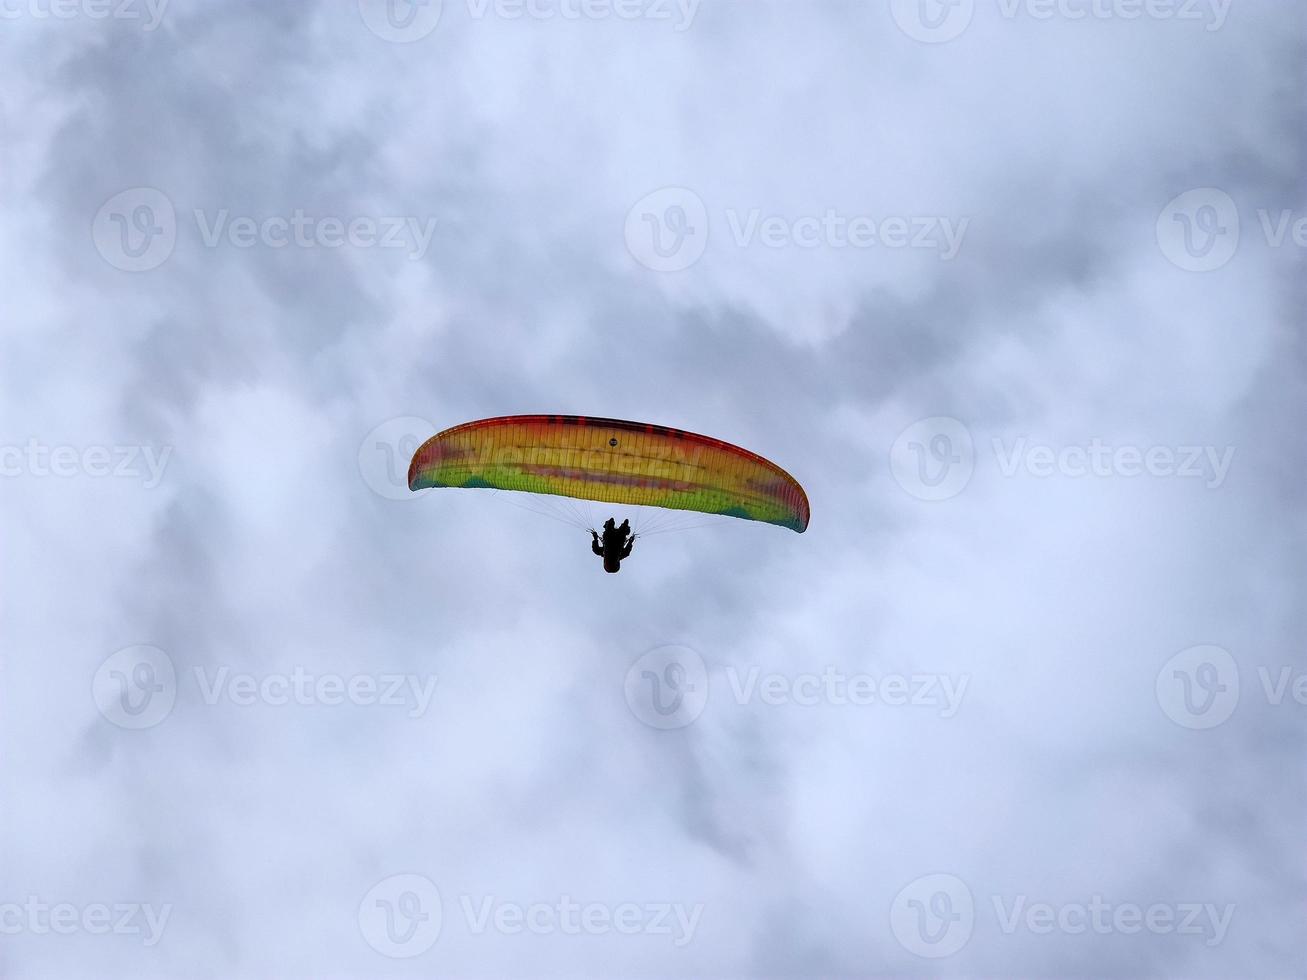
[591,518,635,573]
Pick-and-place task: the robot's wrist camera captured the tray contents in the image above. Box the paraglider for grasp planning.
[590,518,636,573]
[408,415,809,570]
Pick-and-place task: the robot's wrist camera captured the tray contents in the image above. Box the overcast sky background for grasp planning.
[1,1,1304,977]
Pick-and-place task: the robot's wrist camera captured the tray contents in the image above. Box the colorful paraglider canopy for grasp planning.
[408,415,809,532]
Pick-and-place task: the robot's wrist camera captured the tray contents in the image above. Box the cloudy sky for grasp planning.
[2,1,1303,976]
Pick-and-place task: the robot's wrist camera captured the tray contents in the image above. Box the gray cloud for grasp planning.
[1,1,1303,976]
